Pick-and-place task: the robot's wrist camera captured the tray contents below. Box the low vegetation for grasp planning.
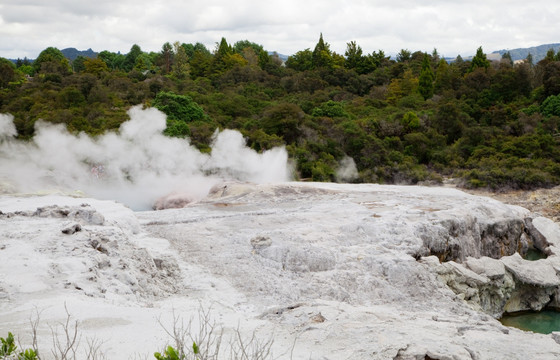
[3,36,560,190]
[0,305,278,360]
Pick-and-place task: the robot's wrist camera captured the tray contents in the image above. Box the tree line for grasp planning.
[2,34,560,190]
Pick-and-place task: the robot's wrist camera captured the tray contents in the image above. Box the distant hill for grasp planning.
[61,48,98,61]
[489,43,560,63]
[268,51,289,62]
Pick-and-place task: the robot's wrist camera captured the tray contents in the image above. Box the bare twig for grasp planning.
[84,337,107,360]
[229,327,274,360]
[29,307,42,358]
[50,303,81,360]
[190,305,222,360]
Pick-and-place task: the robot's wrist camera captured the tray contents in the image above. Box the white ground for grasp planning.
[1,182,560,359]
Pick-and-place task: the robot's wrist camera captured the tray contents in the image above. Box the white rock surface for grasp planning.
[1,183,560,359]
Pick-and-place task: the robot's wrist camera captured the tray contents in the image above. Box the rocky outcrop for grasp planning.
[426,216,560,317]
[415,216,548,263]
[1,204,106,225]
[431,256,515,318]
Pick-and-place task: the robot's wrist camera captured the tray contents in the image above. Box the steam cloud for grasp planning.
[0,106,292,210]
[336,156,358,182]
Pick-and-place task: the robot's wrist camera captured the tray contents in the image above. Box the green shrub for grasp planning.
[154,345,183,360]
[0,332,37,360]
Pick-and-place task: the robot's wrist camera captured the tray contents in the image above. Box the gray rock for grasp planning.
[61,223,82,234]
[465,256,507,280]
[501,253,560,287]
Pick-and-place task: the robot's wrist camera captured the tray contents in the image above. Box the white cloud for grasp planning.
[1,0,559,59]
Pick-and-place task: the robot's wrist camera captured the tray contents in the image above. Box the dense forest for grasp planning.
[2,35,560,190]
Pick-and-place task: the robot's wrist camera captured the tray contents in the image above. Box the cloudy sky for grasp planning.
[1,0,558,60]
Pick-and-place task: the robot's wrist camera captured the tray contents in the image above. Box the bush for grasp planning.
[0,332,37,360]
[541,94,560,117]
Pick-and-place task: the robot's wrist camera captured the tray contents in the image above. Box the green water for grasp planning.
[525,248,547,261]
[500,310,560,334]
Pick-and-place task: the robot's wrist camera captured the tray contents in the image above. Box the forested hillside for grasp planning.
[2,35,560,190]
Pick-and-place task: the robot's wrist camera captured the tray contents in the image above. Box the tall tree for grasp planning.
[211,37,233,74]
[345,41,363,70]
[258,50,271,69]
[434,58,452,93]
[545,48,556,62]
[312,33,333,69]
[190,48,213,78]
[418,53,434,100]
[123,44,143,72]
[396,49,411,63]
[172,41,189,79]
[160,42,173,74]
[501,51,513,66]
[469,46,490,72]
[370,50,389,68]
[525,53,534,66]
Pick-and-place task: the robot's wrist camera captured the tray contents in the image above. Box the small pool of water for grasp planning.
[500,310,560,334]
[525,248,547,261]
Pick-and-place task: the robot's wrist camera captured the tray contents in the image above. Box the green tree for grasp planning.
[172,41,189,79]
[123,44,142,72]
[501,52,513,66]
[526,53,534,66]
[258,50,271,69]
[545,48,556,62]
[312,33,333,69]
[285,49,313,71]
[152,91,208,137]
[58,86,86,108]
[543,62,560,97]
[401,111,420,131]
[541,94,560,117]
[72,55,87,73]
[344,41,375,74]
[469,46,490,72]
[189,48,213,78]
[261,103,304,143]
[134,53,153,72]
[345,41,363,70]
[370,50,389,68]
[431,48,440,65]
[396,49,411,63]
[434,58,452,93]
[32,47,71,75]
[159,42,173,74]
[83,57,109,76]
[98,50,125,70]
[418,53,434,100]
[233,40,264,55]
[0,58,17,88]
[312,100,350,118]
[211,37,235,74]
[433,100,469,144]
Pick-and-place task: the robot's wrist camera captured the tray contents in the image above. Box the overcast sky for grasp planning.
[1,0,558,60]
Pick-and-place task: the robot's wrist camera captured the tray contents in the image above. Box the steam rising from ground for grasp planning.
[336,156,358,182]
[0,106,291,210]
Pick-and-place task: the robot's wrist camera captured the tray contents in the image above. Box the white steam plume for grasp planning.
[0,114,17,139]
[336,156,359,182]
[0,106,292,210]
